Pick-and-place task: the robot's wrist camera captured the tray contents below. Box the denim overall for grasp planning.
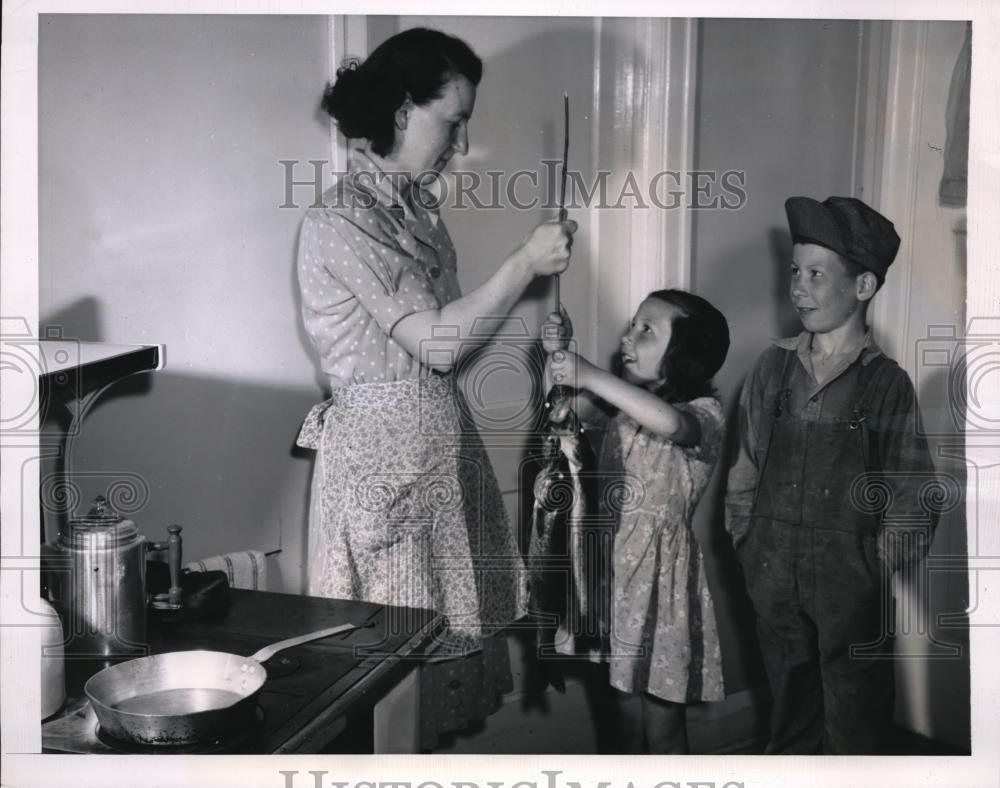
[739,348,896,754]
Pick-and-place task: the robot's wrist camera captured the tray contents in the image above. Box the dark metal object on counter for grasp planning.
[83,624,363,746]
[148,524,183,610]
[147,563,230,623]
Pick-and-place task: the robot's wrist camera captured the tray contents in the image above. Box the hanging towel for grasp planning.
[185,550,267,591]
[940,23,971,207]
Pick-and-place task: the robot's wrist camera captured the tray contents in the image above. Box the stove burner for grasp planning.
[262,653,300,679]
[94,706,265,754]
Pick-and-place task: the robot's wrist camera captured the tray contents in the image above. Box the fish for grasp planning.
[527,384,602,693]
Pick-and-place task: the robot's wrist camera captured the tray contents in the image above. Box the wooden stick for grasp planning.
[556,92,569,314]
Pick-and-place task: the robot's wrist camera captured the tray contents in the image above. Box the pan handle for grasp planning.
[248,623,358,663]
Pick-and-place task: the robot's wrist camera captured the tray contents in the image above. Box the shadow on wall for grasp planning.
[928,223,970,752]
[909,361,970,751]
[42,297,106,347]
[702,391,767,689]
[34,321,319,596]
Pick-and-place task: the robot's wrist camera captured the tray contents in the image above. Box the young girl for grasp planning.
[543,289,730,754]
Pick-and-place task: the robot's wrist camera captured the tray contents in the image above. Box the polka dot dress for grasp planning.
[296,150,460,388]
[296,149,526,749]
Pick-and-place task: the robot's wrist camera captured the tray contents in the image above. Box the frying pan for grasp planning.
[84,624,360,746]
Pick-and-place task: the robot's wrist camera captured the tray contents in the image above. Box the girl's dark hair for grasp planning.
[321,27,483,157]
[647,289,730,403]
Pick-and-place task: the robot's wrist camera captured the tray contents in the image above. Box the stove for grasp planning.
[43,697,266,754]
[40,589,444,754]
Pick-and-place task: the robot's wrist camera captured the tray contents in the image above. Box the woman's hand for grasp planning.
[546,349,594,391]
[393,221,575,374]
[541,307,574,354]
[516,219,578,277]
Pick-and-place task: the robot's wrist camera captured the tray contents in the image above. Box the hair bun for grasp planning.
[338,58,361,76]
[323,62,372,140]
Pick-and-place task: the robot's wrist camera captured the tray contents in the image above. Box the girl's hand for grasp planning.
[517,219,578,277]
[541,306,574,354]
[547,349,593,390]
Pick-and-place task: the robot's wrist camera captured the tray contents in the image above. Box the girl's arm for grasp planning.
[548,351,700,446]
[543,362,604,423]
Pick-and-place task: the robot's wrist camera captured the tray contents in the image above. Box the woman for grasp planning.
[295,27,576,749]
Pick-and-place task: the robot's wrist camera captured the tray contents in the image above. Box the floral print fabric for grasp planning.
[297,376,526,750]
[602,396,726,703]
[297,375,528,655]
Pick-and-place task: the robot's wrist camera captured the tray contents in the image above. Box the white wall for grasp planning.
[39,14,333,591]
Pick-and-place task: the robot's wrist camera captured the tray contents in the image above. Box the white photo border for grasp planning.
[2,1,997,786]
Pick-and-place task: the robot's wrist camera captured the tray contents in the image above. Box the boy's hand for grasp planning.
[541,306,573,354]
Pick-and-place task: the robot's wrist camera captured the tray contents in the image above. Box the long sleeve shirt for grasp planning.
[725,331,943,571]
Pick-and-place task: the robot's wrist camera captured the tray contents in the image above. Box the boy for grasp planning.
[725,196,939,754]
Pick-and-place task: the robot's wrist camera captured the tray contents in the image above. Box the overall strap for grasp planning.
[851,354,894,477]
[755,348,796,465]
[750,347,796,514]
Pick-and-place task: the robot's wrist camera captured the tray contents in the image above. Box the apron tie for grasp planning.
[295,398,335,450]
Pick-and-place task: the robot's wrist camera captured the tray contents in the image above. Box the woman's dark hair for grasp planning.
[647,289,730,403]
[322,28,483,157]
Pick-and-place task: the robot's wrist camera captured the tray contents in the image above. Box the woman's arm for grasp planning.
[547,351,700,446]
[392,220,577,372]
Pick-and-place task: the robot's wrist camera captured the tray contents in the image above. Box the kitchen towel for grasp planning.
[940,22,971,207]
[185,550,267,591]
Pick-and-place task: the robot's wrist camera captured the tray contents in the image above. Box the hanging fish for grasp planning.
[526,91,609,693]
[527,383,601,692]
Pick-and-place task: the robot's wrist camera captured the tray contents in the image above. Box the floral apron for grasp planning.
[296,374,527,748]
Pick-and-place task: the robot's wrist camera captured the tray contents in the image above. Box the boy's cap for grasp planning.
[785,196,901,280]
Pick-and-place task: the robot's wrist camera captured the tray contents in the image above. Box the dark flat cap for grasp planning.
[785,196,901,280]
